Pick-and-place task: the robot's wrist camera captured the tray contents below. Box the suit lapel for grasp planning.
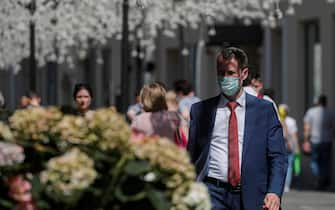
[242,94,257,168]
[202,95,220,148]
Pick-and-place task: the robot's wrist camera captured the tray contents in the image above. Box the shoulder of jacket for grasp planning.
[194,95,219,107]
[249,96,274,113]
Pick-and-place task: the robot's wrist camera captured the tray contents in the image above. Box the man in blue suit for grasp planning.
[187,47,287,210]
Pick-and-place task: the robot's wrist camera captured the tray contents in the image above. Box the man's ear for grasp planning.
[241,67,249,81]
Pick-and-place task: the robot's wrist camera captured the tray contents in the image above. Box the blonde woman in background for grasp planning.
[131,83,187,147]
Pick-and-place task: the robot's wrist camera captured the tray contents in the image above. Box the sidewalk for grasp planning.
[282,190,335,210]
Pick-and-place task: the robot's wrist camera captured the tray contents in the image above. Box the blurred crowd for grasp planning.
[1,71,334,193]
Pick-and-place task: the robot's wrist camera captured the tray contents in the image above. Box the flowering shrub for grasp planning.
[108,137,203,210]
[8,107,63,174]
[0,122,28,209]
[0,122,24,172]
[0,107,210,210]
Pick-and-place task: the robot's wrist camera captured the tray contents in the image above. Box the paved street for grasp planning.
[282,190,335,210]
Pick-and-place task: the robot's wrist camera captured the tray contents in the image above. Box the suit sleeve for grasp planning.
[266,104,288,197]
[187,105,198,164]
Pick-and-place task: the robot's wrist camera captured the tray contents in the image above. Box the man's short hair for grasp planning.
[217,47,249,70]
[173,79,192,96]
[318,94,327,106]
[28,90,40,99]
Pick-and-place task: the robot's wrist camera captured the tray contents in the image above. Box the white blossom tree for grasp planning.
[126,0,300,54]
[0,0,301,72]
[0,1,30,72]
[0,0,121,71]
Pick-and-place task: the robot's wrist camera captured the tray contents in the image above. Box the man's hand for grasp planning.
[263,193,280,210]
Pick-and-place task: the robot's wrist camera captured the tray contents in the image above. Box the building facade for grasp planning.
[264,0,335,124]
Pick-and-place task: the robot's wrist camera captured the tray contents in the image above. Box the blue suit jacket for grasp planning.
[187,93,288,209]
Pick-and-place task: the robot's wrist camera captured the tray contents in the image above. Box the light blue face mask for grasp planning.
[217,76,240,96]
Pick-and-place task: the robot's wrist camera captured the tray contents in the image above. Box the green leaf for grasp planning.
[36,200,51,209]
[0,198,14,209]
[91,149,111,160]
[114,185,146,202]
[31,175,42,198]
[147,190,170,210]
[124,160,151,176]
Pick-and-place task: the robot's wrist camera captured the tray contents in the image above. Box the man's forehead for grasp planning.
[218,57,239,68]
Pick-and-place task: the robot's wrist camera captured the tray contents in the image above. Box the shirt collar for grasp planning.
[218,90,246,108]
[244,86,257,97]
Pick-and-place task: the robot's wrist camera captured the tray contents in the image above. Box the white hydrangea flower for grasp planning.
[0,142,25,167]
[182,182,212,210]
[143,172,156,182]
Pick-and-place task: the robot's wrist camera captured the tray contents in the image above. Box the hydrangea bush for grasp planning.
[0,107,210,210]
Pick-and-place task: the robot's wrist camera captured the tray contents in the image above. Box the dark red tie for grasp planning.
[227,101,240,186]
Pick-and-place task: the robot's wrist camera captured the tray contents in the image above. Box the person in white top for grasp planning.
[243,71,279,115]
[303,95,335,190]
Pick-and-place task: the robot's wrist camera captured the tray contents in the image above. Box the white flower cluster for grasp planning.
[9,107,63,143]
[182,182,212,210]
[40,148,97,203]
[0,142,25,167]
[0,0,286,71]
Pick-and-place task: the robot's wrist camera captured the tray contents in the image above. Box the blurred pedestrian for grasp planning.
[165,90,178,112]
[243,70,278,115]
[126,91,143,122]
[0,91,5,109]
[28,91,41,107]
[278,104,300,192]
[303,95,335,190]
[73,83,93,116]
[131,82,187,147]
[19,96,30,109]
[0,91,11,122]
[187,47,287,210]
[173,79,200,122]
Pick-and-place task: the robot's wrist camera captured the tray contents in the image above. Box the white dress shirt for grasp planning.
[207,91,246,182]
